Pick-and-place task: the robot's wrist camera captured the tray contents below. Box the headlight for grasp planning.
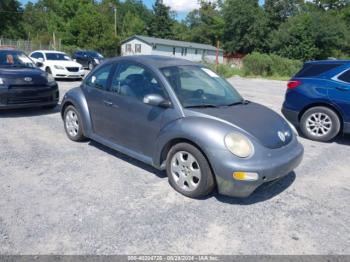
[80,67,84,71]
[224,132,254,158]
[94,58,100,64]
[54,65,65,70]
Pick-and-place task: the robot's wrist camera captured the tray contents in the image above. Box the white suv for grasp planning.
[29,50,85,80]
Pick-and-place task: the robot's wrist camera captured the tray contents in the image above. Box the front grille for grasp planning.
[7,96,53,105]
[66,67,79,72]
[9,85,50,90]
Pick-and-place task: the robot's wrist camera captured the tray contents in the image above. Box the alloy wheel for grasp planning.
[170,151,201,192]
[306,112,332,137]
[65,109,79,137]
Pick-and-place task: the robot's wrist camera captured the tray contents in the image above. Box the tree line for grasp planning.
[0,0,350,60]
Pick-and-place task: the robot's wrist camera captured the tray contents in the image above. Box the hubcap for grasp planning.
[65,110,79,137]
[170,151,201,192]
[306,112,332,137]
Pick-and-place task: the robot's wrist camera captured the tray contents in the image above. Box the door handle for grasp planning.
[335,86,349,91]
[103,100,113,107]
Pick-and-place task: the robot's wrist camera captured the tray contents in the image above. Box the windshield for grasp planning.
[0,51,36,68]
[161,65,243,108]
[46,52,71,61]
[88,51,103,59]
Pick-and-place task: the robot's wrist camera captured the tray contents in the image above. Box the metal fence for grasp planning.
[0,38,59,54]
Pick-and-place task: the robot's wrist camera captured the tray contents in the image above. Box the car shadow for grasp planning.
[0,104,61,118]
[88,140,166,179]
[334,134,350,146]
[213,171,296,205]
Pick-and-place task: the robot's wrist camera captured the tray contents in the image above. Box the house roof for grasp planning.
[121,35,223,52]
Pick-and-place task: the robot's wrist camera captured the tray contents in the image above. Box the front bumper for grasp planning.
[52,68,85,79]
[208,136,304,198]
[0,85,59,109]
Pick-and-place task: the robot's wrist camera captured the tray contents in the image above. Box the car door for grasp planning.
[329,69,350,121]
[106,62,173,157]
[82,62,116,138]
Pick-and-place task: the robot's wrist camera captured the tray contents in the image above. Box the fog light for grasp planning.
[233,172,259,181]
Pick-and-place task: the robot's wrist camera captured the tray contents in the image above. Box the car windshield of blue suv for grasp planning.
[161,65,243,108]
[0,50,36,68]
[87,51,103,59]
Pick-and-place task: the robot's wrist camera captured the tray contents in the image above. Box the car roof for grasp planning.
[111,55,198,69]
[305,60,350,65]
[34,50,66,54]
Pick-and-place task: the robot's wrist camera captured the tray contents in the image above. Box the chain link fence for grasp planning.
[0,38,61,54]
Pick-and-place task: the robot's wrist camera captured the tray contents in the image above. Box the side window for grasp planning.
[86,63,113,91]
[38,52,44,60]
[31,52,38,59]
[111,63,166,101]
[295,63,343,77]
[338,70,350,84]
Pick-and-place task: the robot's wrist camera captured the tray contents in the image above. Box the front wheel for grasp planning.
[63,105,85,142]
[300,106,341,142]
[166,143,215,198]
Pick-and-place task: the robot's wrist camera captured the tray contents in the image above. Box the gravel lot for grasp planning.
[0,76,349,255]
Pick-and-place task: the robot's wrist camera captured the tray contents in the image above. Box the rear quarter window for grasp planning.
[338,70,350,83]
[295,63,343,77]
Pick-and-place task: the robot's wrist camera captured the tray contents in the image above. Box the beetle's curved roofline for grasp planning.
[108,55,200,68]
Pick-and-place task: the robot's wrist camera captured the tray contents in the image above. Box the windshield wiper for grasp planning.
[185,104,219,109]
[225,100,249,107]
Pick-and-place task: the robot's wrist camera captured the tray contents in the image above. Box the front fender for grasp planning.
[154,117,234,168]
[61,87,93,137]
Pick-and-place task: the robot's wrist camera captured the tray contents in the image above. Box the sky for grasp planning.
[19,0,265,20]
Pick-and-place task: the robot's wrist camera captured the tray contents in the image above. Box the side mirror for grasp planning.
[36,61,43,67]
[143,94,171,108]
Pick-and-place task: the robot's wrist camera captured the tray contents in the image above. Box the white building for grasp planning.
[121,35,224,64]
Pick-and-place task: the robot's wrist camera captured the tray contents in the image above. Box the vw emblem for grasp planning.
[278,131,286,142]
[24,77,32,82]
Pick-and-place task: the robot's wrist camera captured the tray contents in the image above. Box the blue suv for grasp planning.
[282,60,350,142]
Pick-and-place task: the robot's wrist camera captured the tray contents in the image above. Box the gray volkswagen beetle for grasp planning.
[61,55,304,198]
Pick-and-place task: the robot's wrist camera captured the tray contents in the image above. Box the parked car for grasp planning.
[0,49,59,109]
[61,56,304,198]
[72,50,104,70]
[29,50,85,80]
[282,60,350,142]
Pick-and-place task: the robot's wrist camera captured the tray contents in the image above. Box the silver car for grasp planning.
[61,56,304,198]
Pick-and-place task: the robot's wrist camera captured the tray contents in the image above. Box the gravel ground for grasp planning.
[0,76,349,255]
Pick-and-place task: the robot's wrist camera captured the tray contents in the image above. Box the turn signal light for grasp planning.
[233,172,259,181]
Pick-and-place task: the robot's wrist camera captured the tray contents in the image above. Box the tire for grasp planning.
[88,62,93,70]
[166,143,215,198]
[63,105,85,142]
[300,106,341,142]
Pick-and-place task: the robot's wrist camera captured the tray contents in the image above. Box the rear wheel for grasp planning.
[63,105,85,141]
[300,106,341,142]
[166,143,215,198]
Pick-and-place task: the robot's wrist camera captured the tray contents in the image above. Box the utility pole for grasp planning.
[109,3,117,37]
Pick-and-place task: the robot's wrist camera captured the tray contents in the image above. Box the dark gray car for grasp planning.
[61,56,304,198]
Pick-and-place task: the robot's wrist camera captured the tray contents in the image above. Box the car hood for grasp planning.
[185,102,293,149]
[0,67,49,85]
[46,60,82,67]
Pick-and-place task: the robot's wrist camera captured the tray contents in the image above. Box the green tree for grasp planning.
[264,0,304,29]
[185,1,224,46]
[149,0,175,39]
[0,0,24,38]
[222,0,268,54]
[269,11,350,60]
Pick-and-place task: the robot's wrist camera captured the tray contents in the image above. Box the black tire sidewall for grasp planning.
[166,143,215,198]
[63,105,85,142]
[300,107,341,142]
